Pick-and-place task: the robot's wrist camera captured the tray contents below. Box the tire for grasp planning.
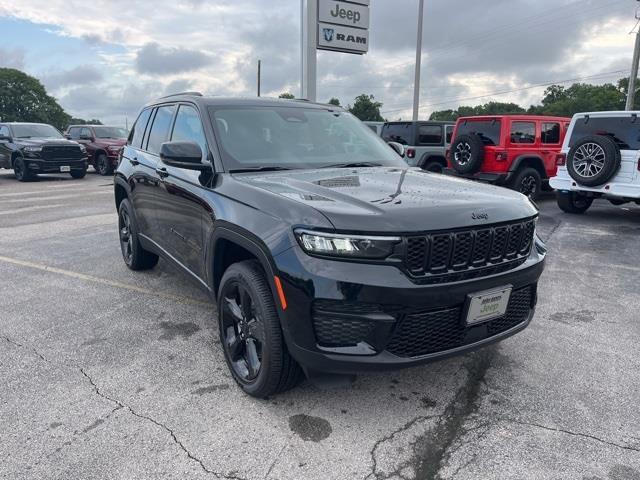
[509,167,542,200]
[450,134,485,174]
[218,260,302,398]
[608,199,627,206]
[13,157,34,182]
[422,159,444,173]
[70,168,87,179]
[118,199,159,270]
[96,153,113,176]
[567,135,620,187]
[556,191,593,214]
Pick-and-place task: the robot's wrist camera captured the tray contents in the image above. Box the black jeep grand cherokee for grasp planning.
[0,122,88,181]
[114,93,546,397]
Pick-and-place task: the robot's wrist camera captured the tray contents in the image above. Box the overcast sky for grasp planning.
[0,0,637,125]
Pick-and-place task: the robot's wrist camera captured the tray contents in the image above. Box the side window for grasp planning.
[80,127,92,139]
[382,123,414,145]
[541,122,560,144]
[129,108,153,149]
[0,125,10,137]
[445,125,454,144]
[418,125,443,145]
[68,127,80,140]
[146,105,176,154]
[171,105,208,157]
[510,121,535,144]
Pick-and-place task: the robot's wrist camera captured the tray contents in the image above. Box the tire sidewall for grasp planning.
[567,135,620,187]
[512,167,541,199]
[118,199,141,268]
[14,157,29,181]
[97,154,112,175]
[450,134,484,174]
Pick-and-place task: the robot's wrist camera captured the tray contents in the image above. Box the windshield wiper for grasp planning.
[321,162,382,168]
[229,166,292,173]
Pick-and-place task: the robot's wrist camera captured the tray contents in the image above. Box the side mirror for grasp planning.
[388,141,405,158]
[79,135,93,141]
[159,141,208,170]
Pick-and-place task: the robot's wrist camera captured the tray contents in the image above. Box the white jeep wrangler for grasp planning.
[549,111,640,213]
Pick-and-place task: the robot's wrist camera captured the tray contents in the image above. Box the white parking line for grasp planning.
[0,255,212,307]
[4,191,112,203]
[0,204,65,215]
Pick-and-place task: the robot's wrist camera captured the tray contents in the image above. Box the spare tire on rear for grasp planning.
[567,135,620,187]
[450,134,485,174]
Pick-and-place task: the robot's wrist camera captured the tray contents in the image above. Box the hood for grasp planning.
[235,167,538,232]
[94,138,127,147]
[15,138,81,148]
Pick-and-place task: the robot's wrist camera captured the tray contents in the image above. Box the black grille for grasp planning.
[386,286,533,358]
[405,219,536,283]
[41,145,83,161]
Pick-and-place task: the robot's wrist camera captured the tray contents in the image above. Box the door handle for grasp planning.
[156,166,169,178]
[130,156,139,166]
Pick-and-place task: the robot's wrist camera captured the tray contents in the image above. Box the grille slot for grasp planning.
[386,286,533,358]
[41,145,83,161]
[404,219,536,282]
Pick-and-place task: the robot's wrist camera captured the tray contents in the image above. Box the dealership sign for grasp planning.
[317,0,370,55]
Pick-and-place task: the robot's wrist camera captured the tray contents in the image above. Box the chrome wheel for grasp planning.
[454,142,472,165]
[573,142,605,178]
[118,209,133,264]
[221,282,265,382]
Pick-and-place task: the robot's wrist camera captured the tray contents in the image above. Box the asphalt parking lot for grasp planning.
[1,171,639,480]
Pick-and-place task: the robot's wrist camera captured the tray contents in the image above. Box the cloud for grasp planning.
[42,65,103,91]
[0,47,25,70]
[135,42,215,74]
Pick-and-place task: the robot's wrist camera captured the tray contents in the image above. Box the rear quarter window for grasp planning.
[569,117,640,150]
[456,119,501,146]
[382,123,414,145]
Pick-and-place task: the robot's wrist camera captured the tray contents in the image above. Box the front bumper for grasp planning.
[443,168,509,185]
[274,243,545,374]
[24,158,88,173]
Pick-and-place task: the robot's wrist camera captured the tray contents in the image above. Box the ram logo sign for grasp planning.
[323,28,334,42]
[317,22,369,54]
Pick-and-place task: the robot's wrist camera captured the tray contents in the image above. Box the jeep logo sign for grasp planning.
[318,0,370,29]
[317,22,369,54]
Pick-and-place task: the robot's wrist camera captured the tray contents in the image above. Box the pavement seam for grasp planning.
[507,418,640,454]
[263,444,288,480]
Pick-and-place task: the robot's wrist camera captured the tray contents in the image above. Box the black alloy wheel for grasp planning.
[511,167,541,200]
[14,157,33,182]
[117,198,158,270]
[96,154,113,176]
[119,207,133,266]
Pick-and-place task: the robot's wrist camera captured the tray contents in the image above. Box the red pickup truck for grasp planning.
[445,115,570,199]
[65,125,128,175]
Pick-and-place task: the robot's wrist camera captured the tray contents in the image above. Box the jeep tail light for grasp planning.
[406,148,415,159]
[556,153,566,166]
[495,152,508,162]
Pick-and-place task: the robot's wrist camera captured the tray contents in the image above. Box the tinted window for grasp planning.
[541,123,560,144]
[569,117,640,150]
[456,120,501,146]
[382,123,414,145]
[366,124,378,133]
[147,105,176,154]
[510,121,535,144]
[94,126,128,139]
[445,125,454,143]
[129,109,152,149]
[418,125,442,145]
[171,105,207,157]
[68,127,80,140]
[80,127,92,139]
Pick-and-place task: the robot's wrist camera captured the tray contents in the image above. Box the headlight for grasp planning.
[23,146,42,152]
[295,229,400,259]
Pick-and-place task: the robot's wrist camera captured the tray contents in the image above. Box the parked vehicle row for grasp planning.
[0,122,127,181]
[114,93,546,398]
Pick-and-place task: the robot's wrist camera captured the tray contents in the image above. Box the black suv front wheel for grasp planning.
[218,260,302,398]
[118,199,159,270]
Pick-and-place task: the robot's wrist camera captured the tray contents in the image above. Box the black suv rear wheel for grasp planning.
[118,199,159,270]
[218,260,302,398]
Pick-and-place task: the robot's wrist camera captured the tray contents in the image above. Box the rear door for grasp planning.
[508,120,538,173]
[154,103,209,281]
[415,123,444,165]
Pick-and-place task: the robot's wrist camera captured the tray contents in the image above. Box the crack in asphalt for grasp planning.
[508,419,640,454]
[2,332,247,480]
[263,444,287,480]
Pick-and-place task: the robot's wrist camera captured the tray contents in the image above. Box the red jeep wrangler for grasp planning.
[445,115,570,199]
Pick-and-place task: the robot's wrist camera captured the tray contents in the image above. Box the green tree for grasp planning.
[0,68,71,130]
[528,82,625,116]
[278,92,295,99]
[430,101,525,121]
[348,94,384,121]
[327,97,341,106]
[69,117,103,125]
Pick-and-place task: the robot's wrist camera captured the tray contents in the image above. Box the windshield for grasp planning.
[11,124,63,139]
[456,119,502,146]
[209,106,405,171]
[93,126,128,139]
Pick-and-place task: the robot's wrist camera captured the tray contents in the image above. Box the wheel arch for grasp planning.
[510,155,547,179]
[418,154,446,169]
[114,175,130,210]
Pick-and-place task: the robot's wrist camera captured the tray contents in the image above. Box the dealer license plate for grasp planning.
[60,166,71,172]
[465,286,512,325]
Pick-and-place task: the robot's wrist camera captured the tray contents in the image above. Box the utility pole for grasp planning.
[412,0,425,121]
[626,3,640,110]
[301,0,317,101]
[257,59,261,97]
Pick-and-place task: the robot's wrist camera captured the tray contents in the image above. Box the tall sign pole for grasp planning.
[301,0,318,101]
[412,0,425,121]
[627,8,640,110]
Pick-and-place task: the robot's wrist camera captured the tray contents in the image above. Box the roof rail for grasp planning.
[158,91,203,99]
